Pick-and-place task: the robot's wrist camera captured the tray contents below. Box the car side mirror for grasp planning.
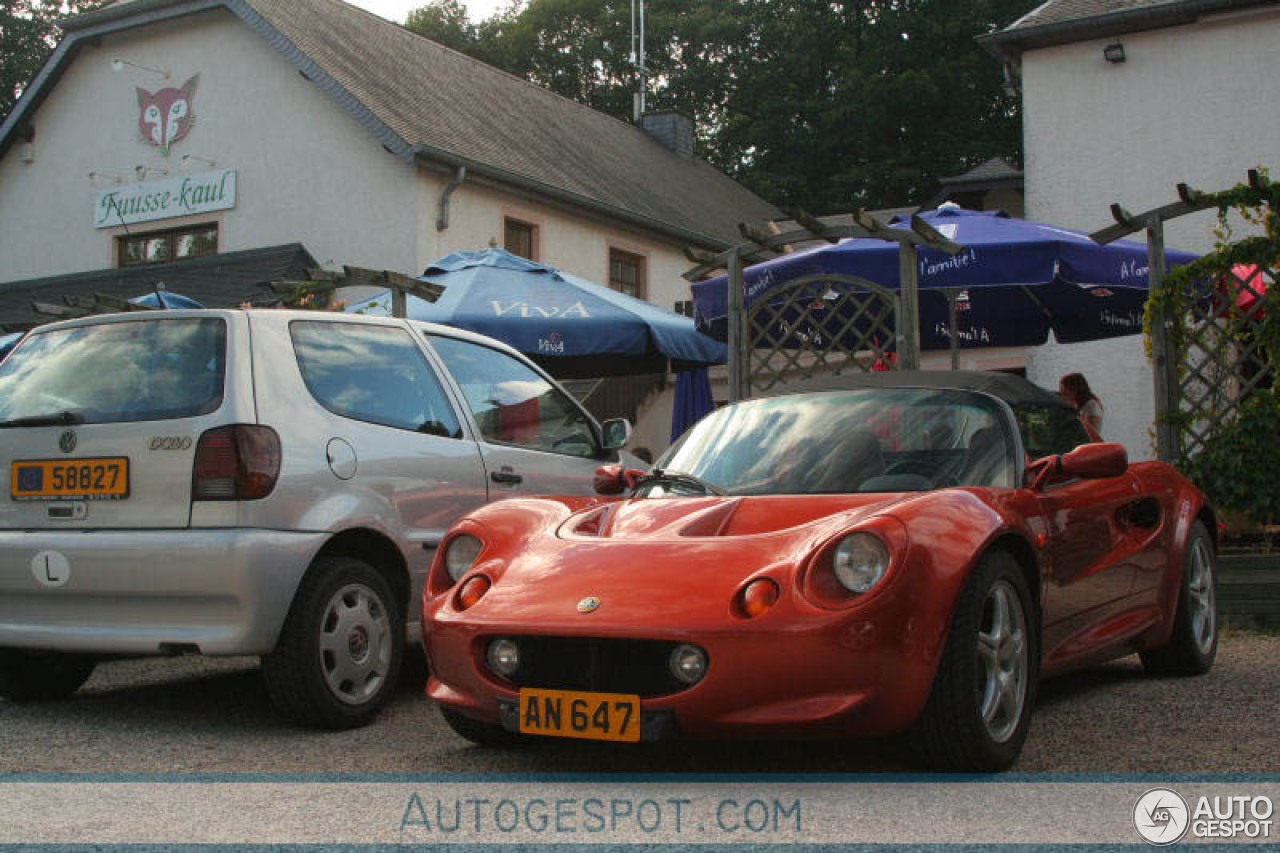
[600,418,632,451]
[593,464,644,495]
[1060,442,1128,479]
[1028,442,1128,489]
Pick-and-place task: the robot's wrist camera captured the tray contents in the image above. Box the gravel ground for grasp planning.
[1,631,1276,775]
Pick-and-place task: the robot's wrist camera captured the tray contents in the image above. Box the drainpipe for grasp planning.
[436,166,466,232]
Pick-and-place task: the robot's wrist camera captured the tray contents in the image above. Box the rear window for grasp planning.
[0,318,226,425]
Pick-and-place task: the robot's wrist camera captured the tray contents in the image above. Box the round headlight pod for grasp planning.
[669,643,708,685]
[444,534,483,582]
[486,637,520,678]
[833,532,890,595]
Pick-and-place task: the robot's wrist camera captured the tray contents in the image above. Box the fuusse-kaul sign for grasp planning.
[93,169,236,228]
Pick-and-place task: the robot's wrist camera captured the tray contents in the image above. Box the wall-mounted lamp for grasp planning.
[135,165,168,180]
[180,154,217,168]
[110,58,170,78]
[88,171,124,185]
[1103,43,1126,64]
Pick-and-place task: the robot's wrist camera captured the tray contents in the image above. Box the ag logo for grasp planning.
[576,596,600,614]
[59,430,77,453]
[1134,788,1190,845]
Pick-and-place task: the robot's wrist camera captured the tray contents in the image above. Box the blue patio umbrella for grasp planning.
[130,291,205,310]
[671,365,715,442]
[347,249,725,378]
[691,205,1200,351]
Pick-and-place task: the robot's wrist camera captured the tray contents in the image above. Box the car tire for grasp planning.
[1140,520,1218,677]
[263,555,403,730]
[0,650,96,701]
[908,550,1039,772]
[439,705,525,747]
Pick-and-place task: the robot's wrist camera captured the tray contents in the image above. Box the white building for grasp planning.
[982,0,1280,459]
[0,0,779,451]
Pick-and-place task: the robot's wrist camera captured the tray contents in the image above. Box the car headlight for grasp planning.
[833,532,890,594]
[444,534,483,582]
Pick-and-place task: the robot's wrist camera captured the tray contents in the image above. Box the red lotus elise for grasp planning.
[421,371,1218,771]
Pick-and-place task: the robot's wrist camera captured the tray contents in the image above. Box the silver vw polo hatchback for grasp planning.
[0,310,631,728]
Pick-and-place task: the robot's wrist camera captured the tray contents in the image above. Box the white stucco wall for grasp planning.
[414,173,695,312]
[1019,4,1280,460]
[0,7,701,308]
[0,10,419,283]
[0,5,732,456]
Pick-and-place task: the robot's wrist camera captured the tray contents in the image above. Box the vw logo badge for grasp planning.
[577,596,600,614]
[58,430,77,454]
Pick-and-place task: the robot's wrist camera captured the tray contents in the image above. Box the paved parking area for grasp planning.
[2,632,1276,775]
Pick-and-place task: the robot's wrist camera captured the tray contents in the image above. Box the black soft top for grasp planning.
[759,370,1075,411]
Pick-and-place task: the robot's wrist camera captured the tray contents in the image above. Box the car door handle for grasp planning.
[491,469,523,485]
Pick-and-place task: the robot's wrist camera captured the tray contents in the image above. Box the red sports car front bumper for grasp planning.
[424,568,953,740]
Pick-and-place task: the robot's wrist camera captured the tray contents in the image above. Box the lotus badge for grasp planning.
[577,596,600,614]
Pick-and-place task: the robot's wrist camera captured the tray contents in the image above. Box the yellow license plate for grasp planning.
[10,458,130,500]
[517,688,641,742]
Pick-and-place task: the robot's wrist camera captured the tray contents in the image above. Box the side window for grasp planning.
[1015,405,1091,459]
[290,321,462,438]
[428,335,598,458]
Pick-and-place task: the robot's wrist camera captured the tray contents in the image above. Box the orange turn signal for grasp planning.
[741,578,780,618]
[456,575,491,610]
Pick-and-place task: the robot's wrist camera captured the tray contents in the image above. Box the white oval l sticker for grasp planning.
[31,551,71,587]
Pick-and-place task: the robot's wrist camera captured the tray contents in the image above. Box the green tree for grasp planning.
[2,0,102,123]
[403,0,1038,213]
[715,0,1037,212]
[405,0,476,53]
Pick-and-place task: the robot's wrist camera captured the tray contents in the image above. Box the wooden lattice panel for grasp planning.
[1176,262,1274,458]
[745,274,900,395]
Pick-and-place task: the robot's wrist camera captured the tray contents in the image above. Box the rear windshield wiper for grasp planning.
[0,410,86,429]
[634,468,727,496]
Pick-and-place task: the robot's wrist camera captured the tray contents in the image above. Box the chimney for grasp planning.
[639,110,694,158]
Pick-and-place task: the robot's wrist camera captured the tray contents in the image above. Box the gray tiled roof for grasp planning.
[983,0,1277,55]
[61,0,780,249]
[1010,0,1176,29]
[0,244,315,328]
[938,157,1023,186]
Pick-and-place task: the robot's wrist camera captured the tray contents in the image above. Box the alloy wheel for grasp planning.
[1188,537,1217,656]
[975,579,1029,744]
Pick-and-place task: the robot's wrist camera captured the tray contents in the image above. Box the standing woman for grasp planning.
[1060,372,1104,437]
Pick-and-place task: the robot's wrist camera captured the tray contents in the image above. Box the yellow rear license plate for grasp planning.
[517,688,641,742]
[10,458,130,500]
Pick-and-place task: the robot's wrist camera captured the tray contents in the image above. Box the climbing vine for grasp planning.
[1143,169,1280,529]
[1145,168,1280,364]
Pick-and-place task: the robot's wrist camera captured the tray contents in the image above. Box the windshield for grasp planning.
[646,388,1016,496]
[0,318,226,425]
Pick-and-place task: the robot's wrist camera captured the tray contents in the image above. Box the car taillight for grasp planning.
[192,425,281,500]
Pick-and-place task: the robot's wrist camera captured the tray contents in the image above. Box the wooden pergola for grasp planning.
[683,209,964,401]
